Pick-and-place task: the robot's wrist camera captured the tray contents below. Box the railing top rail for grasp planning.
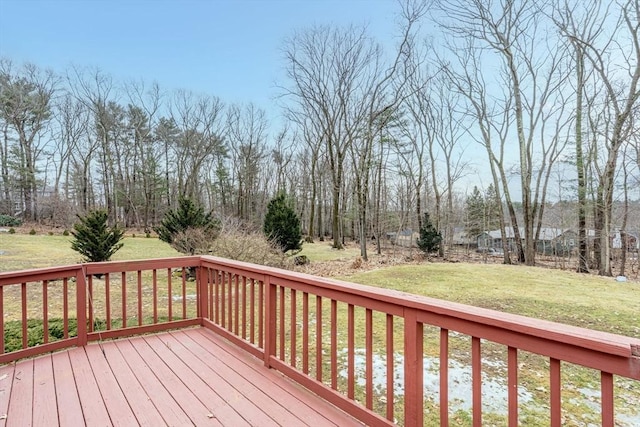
[201,255,640,360]
[0,264,84,286]
[82,256,202,274]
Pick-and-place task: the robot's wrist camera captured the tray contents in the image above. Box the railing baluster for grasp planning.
[122,272,127,328]
[21,282,27,348]
[303,291,309,374]
[105,273,111,330]
[0,286,4,354]
[331,299,338,390]
[214,269,220,323]
[347,303,355,400]
[472,336,482,427]
[601,372,614,427]
[88,276,93,332]
[280,286,285,361]
[234,275,240,334]
[258,279,264,348]
[42,280,49,344]
[550,357,561,426]
[167,268,172,322]
[228,273,233,330]
[181,267,187,319]
[137,271,142,326]
[250,278,255,344]
[290,289,297,368]
[316,295,323,382]
[242,276,247,340]
[508,346,518,426]
[221,272,226,328]
[63,278,68,339]
[152,269,157,324]
[386,314,394,421]
[365,308,373,410]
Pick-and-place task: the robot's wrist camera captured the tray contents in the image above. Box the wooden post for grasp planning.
[404,308,423,427]
[76,267,87,346]
[264,275,276,367]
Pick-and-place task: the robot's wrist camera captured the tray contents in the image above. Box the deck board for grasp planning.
[113,339,196,426]
[7,359,33,427]
[32,356,57,427]
[189,328,363,426]
[51,352,83,427]
[0,327,363,426]
[124,336,221,426]
[67,347,111,426]
[0,363,15,425]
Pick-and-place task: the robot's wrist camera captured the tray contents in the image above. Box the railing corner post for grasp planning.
[404,308,423,427]
[197,264,208,323]
[76,268,87,347]
[263,275,276,368]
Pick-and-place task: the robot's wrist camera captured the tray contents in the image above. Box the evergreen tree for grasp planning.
[70,210,124,262]
[263,193,302,253]
[465,186,485,239]
[154,197,220,255]
[484,184,502,231]
[417,211,442,255]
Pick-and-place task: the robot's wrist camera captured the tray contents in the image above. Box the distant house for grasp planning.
[388,229,419,248]
[612,230,639,251]
[478,227,638,256]
[451,227,474,246]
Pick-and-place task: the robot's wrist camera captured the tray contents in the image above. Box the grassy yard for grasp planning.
[0,233,180,272]
[1,235,638,425]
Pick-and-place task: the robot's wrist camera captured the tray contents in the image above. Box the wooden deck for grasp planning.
[0,327,363,427]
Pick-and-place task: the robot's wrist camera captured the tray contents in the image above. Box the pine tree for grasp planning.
[70,210,124,262]
[264,193,302,253]
[417,211,442,255]
[465,186,485,239]
[154,197,220,255]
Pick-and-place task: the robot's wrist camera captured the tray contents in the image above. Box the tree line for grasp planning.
[1,0,639,276]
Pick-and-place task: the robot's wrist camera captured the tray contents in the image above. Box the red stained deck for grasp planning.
[0,327,362,427]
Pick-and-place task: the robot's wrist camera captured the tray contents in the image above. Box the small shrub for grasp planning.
[8,227,15,234]
[263,192,302,253]
[155,197,220,255]
[29,228,37,235]
[0,214,21,227]
[132,233,136,238]
[70,210,124,262]
[145,232,151,238]
[62,229,70,236]
[48,231,54,236]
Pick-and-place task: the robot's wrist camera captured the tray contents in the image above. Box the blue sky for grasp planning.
[0,0,399,110]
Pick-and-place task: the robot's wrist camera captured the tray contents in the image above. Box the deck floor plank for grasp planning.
[142,335,254,427]
[32,355,58,427]
[171,329,344,427]
[98,340,167,426]
[113,338,196,427]
[0,363,16,425]
[67,347,113,426]
[2,328,363,427]
[83,344,139,426]
[51,351,83,427]
[188,328,363,427]
[6,359,33,427]
[128,336,226,426]
[154,332,289,427]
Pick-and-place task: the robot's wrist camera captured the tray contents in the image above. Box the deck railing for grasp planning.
[1,256,639,427]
